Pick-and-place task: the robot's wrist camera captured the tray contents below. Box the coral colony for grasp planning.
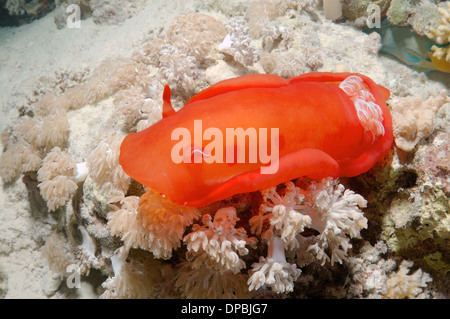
[2,0,448,298]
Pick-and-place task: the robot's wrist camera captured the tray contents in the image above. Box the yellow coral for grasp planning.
[385,260,432,299]
[427,2,450,63]
[391,90,450,152]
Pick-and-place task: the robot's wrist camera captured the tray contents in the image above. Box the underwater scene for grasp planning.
[0,0,449,300]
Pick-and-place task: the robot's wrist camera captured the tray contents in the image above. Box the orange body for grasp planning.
[119,72,393,206]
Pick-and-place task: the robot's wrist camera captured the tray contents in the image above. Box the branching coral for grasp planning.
[37,147,78,211]
[391,90,450,152]
[184,207,257,274]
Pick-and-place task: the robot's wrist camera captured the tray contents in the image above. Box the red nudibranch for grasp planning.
[119,72,393,207]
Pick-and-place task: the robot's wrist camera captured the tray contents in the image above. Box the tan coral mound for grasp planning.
[385,260,433,299]
[391,90,450,152]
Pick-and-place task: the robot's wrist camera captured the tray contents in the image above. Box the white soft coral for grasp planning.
[248,177,368,293]
[250,182,312,250]
[184,206,256,274]
[303,178,368,265]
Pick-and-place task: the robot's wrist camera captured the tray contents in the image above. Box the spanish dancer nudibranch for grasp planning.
[119,72,393,207]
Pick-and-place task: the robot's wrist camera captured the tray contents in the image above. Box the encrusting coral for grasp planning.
[427,2,450,62]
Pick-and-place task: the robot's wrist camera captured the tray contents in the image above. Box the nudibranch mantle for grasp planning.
[119,72,393,207]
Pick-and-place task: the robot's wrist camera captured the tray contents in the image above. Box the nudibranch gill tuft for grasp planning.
[119,72,393,207]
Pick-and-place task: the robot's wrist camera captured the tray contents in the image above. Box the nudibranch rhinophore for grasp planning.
[119,72,393,207]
